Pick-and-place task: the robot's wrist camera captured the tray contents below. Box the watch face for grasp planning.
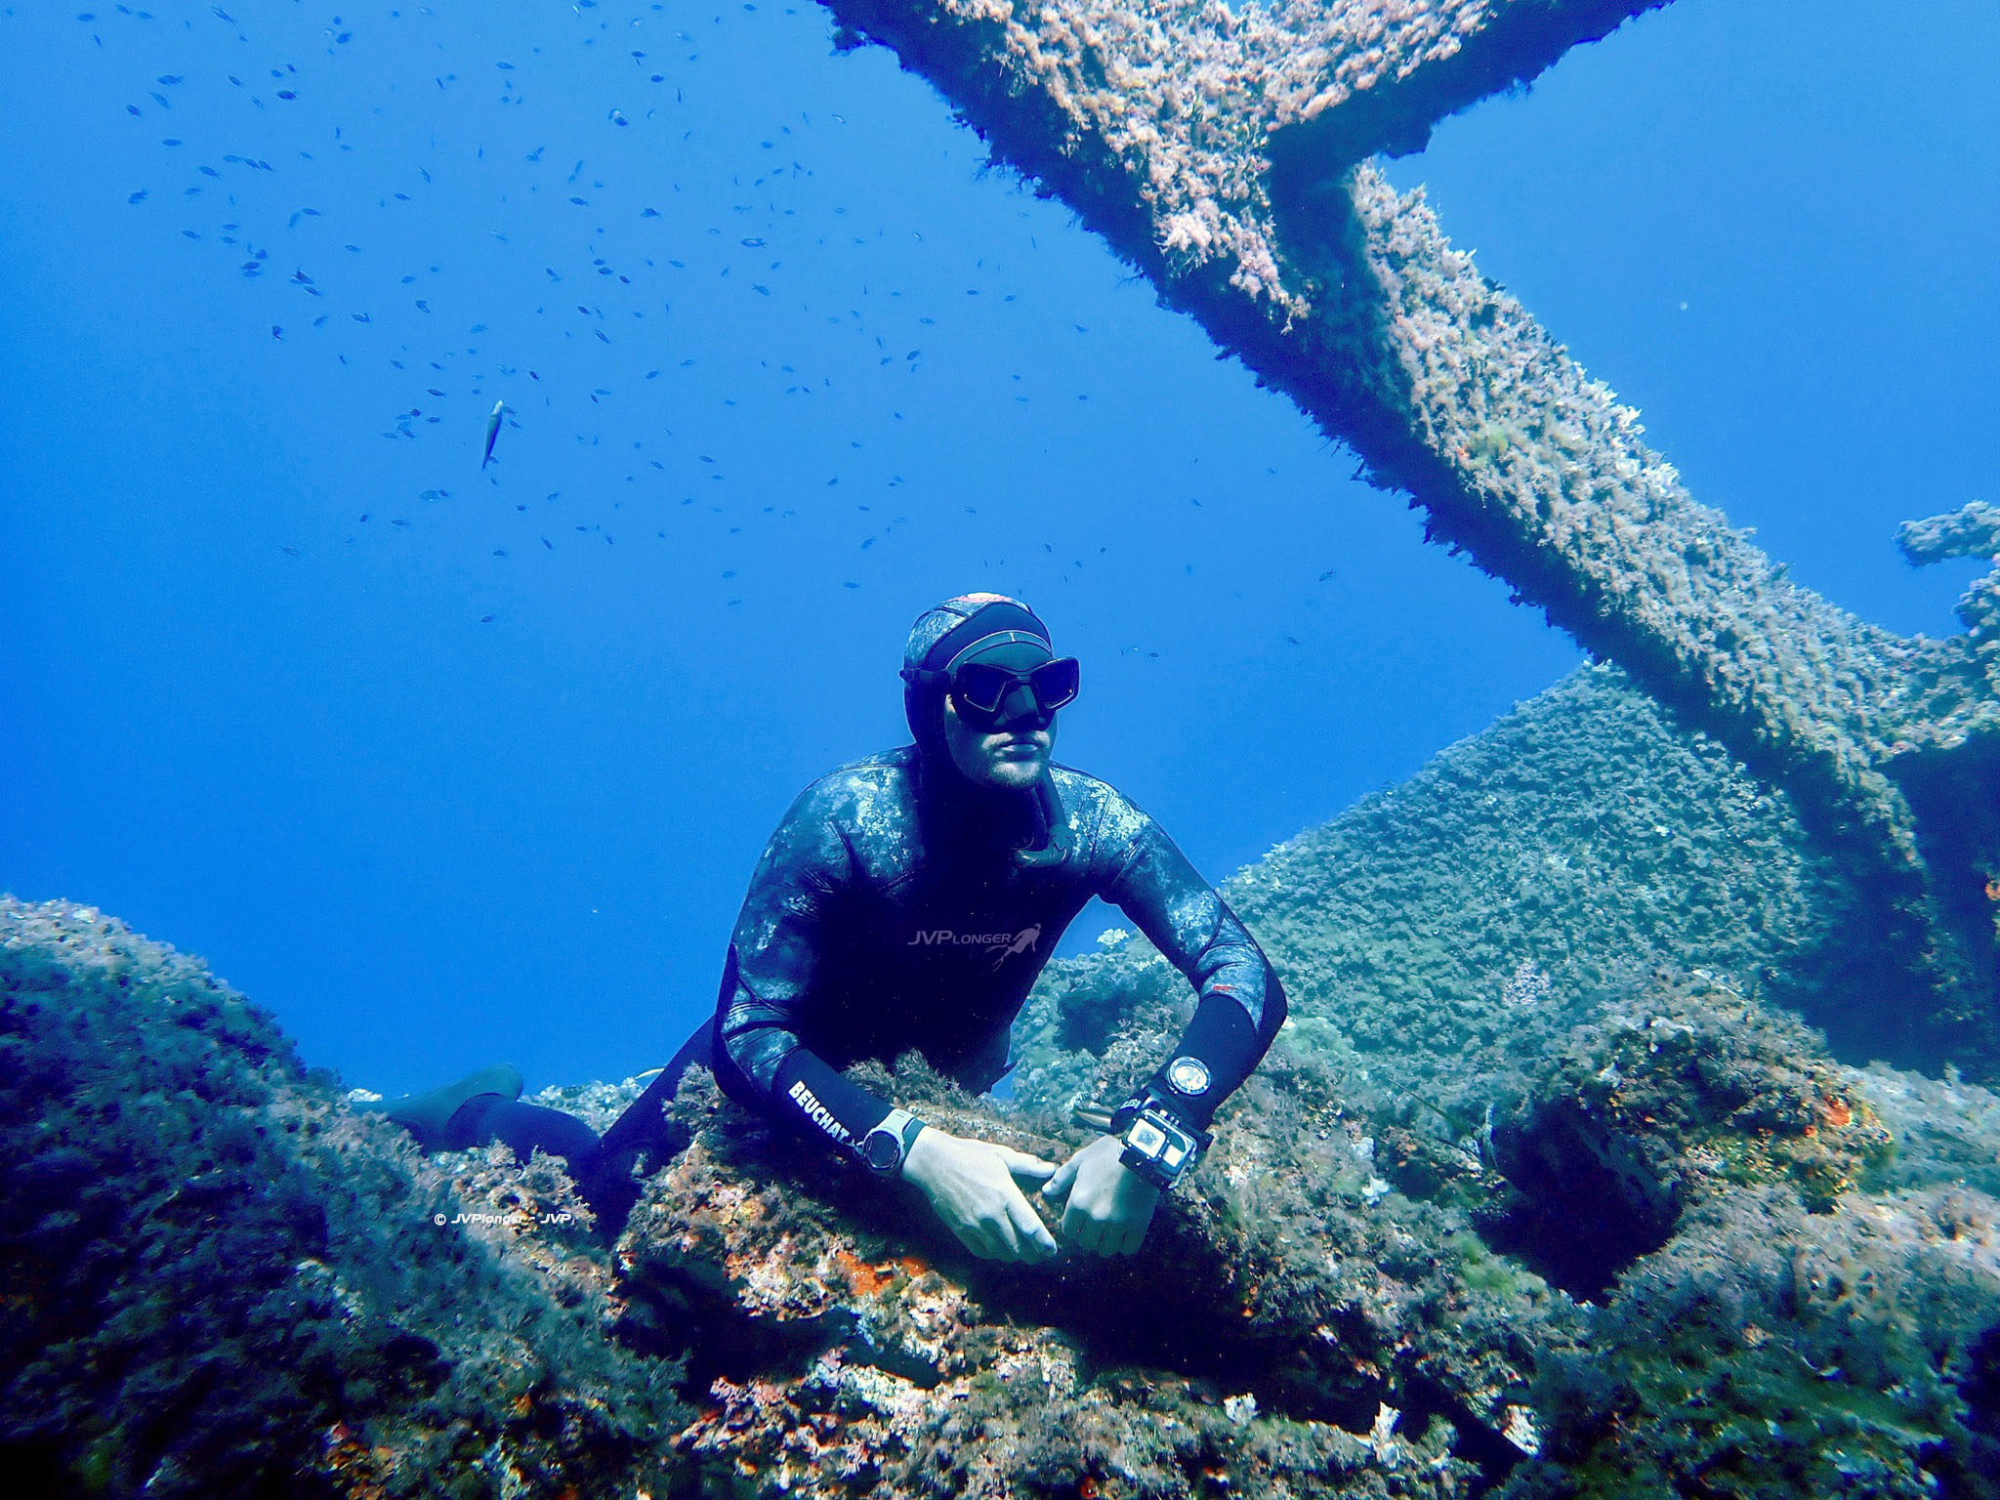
[862,1129,901,1171]
[1166,1056,1211,1097]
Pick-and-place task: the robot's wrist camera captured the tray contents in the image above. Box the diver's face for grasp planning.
[942,698,1053,790]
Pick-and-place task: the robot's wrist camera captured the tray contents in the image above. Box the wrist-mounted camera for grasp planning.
[1107,1092,1210,1192]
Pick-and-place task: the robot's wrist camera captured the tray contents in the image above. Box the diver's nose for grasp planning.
[994,680,1049,730]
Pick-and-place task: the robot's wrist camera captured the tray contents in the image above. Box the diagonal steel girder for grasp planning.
[818,0,2000,1058]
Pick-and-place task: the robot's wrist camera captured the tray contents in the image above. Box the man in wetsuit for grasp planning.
[366,593,1287,1261]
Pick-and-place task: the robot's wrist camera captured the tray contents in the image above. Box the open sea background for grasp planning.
[2,0,1995,1096]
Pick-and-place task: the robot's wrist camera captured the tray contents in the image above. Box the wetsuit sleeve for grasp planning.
[1093,792,1288,1131]
[709,784,893,1160]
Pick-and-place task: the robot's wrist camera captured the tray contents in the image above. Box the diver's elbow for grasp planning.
[709,1034,769,1113]
[1260,968,1289,1039]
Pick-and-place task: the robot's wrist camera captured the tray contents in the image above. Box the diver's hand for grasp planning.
[1041,1134,1160,1256]
[900,1127,1059,1264]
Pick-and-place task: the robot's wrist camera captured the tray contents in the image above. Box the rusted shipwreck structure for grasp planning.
[818,0,2000,1052]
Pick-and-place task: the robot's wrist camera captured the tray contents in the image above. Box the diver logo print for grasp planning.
[904,922,1043,969]
[991,923,1041,970]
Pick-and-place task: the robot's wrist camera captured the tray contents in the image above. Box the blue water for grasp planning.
[2,0,1993,1095]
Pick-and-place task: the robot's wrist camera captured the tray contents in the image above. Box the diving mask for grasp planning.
[901,637,1080,728]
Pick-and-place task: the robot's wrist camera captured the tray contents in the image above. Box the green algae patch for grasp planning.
[0,898,687,1500]
[1512,1187,2000,1500]
[1482,975,1898,1300]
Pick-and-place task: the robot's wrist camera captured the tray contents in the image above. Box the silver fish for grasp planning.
[481,400,505,468]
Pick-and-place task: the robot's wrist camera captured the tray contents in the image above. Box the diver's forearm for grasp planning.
[766,1046,894,1156]
[1138,990,1267,1130]
[1132,938,1290,1136]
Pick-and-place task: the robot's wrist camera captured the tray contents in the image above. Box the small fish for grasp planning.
[481,399,505,467]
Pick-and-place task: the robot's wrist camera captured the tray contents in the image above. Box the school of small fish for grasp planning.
[65,0,1330,638]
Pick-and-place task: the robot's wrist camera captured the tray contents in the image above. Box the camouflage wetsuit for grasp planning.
[650,742,1288,1161]
[460,595,1287,1229]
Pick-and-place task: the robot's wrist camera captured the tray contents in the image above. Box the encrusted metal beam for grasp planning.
[820,0,2000,1048]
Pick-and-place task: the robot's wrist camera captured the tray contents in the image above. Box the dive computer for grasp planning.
[860,1107,926,1177]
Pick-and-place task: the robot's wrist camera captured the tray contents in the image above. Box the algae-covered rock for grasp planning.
[1014,664,1892,1108]
[604,961,1997,1499]
[1484,975,1894,1297]
[1857,1063,2000,1200]
[7,666,1999,1498]
[1510,1186,2000,1500]
[0,898,687,1500]
[615,1064,1510,1498]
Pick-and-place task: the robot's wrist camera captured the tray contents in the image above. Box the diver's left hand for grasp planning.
[1041,1134,1159,1256]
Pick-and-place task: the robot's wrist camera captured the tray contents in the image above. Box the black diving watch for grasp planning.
[861,1108,926,1177]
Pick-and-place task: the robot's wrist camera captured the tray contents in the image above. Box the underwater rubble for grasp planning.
[6,666,2000,1496]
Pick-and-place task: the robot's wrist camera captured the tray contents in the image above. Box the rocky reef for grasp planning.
[1899,501,2000,645]
[7,666,1999,1496]
[810,0,2000,1060]
[0,900,687,1499]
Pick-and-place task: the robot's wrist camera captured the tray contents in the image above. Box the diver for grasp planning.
[363,592,1287,1262]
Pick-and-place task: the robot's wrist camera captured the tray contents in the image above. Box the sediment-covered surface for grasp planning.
[7,666,2000,1495]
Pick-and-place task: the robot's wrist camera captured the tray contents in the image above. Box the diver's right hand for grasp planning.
[900,1127,1060,1264]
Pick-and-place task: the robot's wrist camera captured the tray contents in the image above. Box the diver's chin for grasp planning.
[980,752,1046,791]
